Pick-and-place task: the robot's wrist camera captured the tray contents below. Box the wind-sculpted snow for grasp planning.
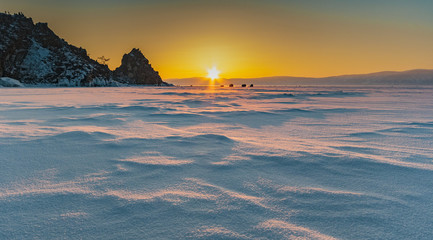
[0,86,433,239]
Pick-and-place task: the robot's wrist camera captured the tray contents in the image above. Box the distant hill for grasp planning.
[167,69,433,86]
[0,12,167,86]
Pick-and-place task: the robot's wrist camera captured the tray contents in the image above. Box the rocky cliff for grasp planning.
[114,48,164,86]
[0,12,167,86]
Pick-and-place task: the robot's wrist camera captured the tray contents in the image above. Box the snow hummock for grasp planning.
[0,77,24,87]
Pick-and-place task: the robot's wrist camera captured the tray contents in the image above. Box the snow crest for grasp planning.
[1,86,432,239]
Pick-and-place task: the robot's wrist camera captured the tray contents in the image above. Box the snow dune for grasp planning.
[0,86,432,239]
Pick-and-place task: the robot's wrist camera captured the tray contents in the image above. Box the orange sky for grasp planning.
[2,0,433,79]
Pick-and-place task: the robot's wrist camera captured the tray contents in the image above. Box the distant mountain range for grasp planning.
[167,69,433,86]
[0,12,168,87]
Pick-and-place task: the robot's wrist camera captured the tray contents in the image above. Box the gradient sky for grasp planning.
[2,0,433,79]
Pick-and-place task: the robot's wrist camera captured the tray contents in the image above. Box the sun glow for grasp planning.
[207,66,220,81]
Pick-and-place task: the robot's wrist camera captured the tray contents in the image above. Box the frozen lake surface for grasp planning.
[0,86,432,239]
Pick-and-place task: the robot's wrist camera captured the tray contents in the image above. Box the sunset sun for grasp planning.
[207,66,220,81]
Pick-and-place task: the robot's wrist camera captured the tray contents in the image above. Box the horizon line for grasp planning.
[164,68,433,80]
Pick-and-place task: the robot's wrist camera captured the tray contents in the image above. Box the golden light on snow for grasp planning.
[207,66,220,81]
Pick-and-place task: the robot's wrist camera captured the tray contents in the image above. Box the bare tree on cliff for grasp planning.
[97,56,110,65]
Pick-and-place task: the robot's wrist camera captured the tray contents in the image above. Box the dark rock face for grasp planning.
[0,13,112,86]
[0,12,167,86]
[114,48,164,85]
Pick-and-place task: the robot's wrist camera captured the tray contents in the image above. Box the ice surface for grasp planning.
[0,86,432,239]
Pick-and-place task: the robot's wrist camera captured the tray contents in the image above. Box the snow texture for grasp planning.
[20,40,54,79]
[0,86,432,239]
[0,77,24,87]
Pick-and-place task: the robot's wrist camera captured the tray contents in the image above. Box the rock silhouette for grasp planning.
[114,48,164,86]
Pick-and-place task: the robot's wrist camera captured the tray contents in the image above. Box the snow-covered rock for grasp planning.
[0,12,167,87]
[0,77,24,87]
